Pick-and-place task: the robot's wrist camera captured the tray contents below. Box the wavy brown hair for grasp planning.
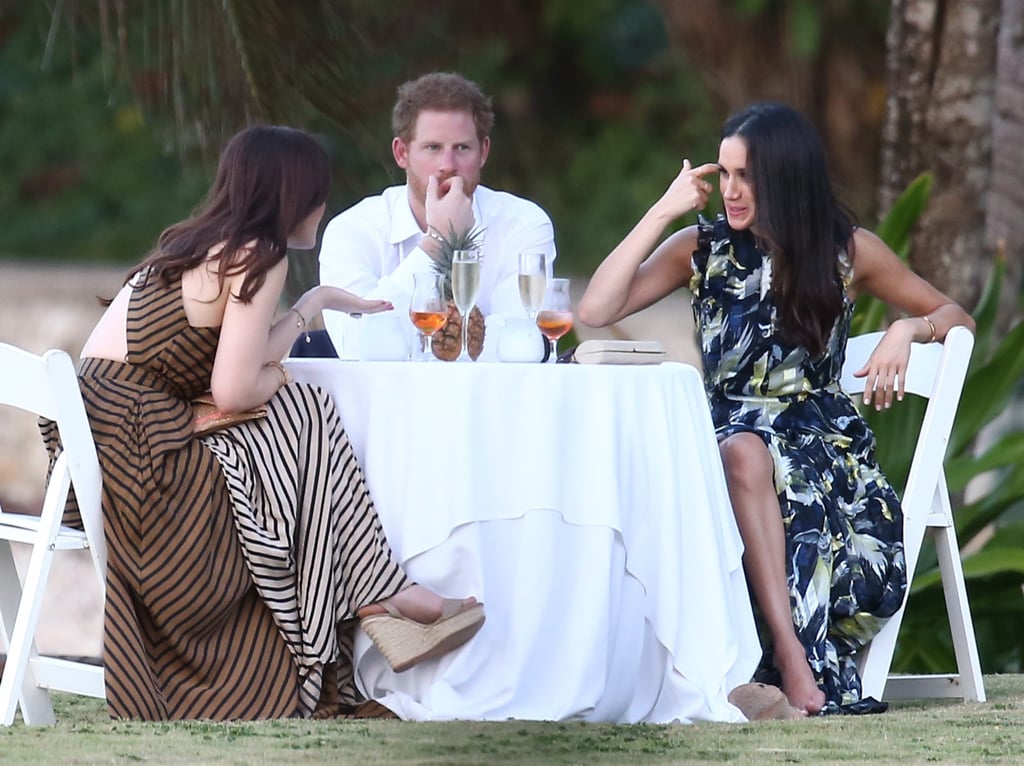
[391,72,495,144]
[721,102,855,357]
[129,125,330,303]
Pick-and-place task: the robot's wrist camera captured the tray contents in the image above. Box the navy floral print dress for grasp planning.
[691,216,907,706]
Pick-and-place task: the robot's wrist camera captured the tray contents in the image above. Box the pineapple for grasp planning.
[429,224,486,361]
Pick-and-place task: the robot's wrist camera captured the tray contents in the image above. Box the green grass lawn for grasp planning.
[2,675,1023,764]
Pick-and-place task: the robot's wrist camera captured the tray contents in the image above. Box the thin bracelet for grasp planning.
[290,306,308,330]
[921,315,937,343]
[264,360,291,388]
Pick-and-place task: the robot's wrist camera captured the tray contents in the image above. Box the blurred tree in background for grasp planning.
[882,0,1024,315]
[656,0,891,219]
[0,1,209,262]
[4,1,1017,309]
[1,0,893,282]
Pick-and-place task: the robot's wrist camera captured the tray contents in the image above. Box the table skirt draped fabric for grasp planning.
[287,360,761,723]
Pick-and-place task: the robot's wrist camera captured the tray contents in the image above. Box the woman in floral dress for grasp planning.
[578,102,974,715]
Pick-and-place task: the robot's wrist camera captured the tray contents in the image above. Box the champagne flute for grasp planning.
[536,277,573,363]
[451,248,482,362]
[518,252,547,321]
[409,272,448,360]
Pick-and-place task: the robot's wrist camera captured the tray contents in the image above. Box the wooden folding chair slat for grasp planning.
[840,326,984,702]
[0,344,106,725]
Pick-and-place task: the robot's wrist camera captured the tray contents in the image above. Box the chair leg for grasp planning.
[0,541,57,726]
[861,524,986,703]
[0,540,22,721]
[857,603,904,701]
[933,524,986,702]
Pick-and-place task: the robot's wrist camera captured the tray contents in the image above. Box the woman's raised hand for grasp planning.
[653,159,720,219]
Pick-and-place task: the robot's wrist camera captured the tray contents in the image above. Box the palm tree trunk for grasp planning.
[989,0,1024,304]
[880,0,1001,310]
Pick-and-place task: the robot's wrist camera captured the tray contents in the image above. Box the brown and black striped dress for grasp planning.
[46,272,412,720]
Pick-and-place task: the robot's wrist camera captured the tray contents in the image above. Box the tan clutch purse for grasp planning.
[572,339,666,365]
[192,394,268,436]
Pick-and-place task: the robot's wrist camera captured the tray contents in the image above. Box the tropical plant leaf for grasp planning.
[874,172,933,257]
[955,472,1024,546]
[946,431,1024,492]
[966,244,1005,365]
[911,547,1024,592]
[949,317,1024,458]
[850,173,932,336]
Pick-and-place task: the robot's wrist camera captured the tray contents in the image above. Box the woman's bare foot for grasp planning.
[357,584,478,624]
[774,643,826,715]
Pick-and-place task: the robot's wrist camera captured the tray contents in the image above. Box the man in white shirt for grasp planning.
[319,72,557,357]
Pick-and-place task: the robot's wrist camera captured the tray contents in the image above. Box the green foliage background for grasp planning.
[853,177,1024,675]
[0,5,209,262]
[0,2,740,273]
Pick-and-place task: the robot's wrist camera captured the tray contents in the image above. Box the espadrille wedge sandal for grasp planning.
[359,598,485,673]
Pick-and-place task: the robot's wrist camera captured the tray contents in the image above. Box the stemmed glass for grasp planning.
[451,248,482,362]
[536,277,573,363]
[409,272,448,360]
[518,252,547,321]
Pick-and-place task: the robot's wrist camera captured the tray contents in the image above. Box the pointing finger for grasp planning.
[691,162,721,178]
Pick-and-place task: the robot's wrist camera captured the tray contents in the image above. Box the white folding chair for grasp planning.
[840,325,984,702]
[0,343,106,725]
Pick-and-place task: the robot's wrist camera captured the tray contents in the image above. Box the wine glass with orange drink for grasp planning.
[536,277,573,363]
[409,272,449,360]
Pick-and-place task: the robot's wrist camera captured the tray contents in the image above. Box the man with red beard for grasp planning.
[319,72,557,357]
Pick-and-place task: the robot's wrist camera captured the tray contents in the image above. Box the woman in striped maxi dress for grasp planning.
[48,125,484,720]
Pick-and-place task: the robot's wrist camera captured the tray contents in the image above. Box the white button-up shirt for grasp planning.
[319,184,556,357]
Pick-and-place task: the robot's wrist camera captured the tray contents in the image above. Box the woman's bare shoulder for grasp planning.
[656,224,701,266]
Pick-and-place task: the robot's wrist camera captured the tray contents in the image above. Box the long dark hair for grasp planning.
[129,125,330,303]
[721,102,855,357]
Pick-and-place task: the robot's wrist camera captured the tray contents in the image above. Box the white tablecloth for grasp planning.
[285,359,760,723]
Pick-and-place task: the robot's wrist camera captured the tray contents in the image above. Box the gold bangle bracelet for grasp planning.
[290,307,308,330]
[921,315,937,343]
[264,360,291,388]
